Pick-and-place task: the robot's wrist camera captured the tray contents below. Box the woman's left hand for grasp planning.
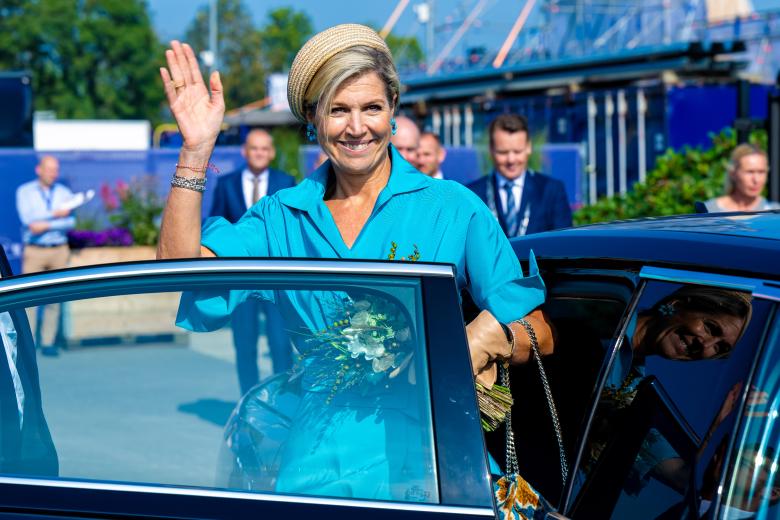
[466,310,510,389]
[466,309,556,389]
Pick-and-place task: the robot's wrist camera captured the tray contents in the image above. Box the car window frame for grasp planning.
[713,283,780,519]
[562,265,776,518]
[0,258,495,519]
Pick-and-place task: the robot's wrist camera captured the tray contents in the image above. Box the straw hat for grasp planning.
[287,23,392,123]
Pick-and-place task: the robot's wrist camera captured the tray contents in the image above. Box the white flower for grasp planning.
[350,310,371,328]
[347,333,386,360]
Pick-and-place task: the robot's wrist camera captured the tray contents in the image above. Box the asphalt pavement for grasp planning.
[37,330,274,488]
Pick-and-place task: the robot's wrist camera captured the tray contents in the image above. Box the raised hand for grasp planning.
[159,41,225,154]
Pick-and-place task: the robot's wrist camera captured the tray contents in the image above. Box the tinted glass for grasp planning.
[486,275,632,504]
[0,276,438,504]
[572,280,771,519]
[720,310,780,519]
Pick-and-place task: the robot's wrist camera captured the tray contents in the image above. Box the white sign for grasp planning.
[34,120,151,151]
[268,74,290,112]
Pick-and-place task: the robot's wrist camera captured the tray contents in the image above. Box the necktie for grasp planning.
[251,175,260,205]
[503,182,519,236]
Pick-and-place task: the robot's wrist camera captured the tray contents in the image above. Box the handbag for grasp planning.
[491,319,568,520]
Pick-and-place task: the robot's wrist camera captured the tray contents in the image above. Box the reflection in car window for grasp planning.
[722,314,780,518]
[488,278,631,505]
[0,312,24,427]
[4,278,436,504]
[572,281,771,519]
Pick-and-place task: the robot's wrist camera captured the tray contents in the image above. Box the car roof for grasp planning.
[512,210,780,279]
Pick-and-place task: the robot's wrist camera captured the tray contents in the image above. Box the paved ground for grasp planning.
[37,330,274,488]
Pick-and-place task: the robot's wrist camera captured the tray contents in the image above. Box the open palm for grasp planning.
[159,41,225,152]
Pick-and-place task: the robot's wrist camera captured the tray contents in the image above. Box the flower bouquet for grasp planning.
[295,294,415,404]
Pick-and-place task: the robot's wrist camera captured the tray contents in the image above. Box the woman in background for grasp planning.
[705,144,780,212]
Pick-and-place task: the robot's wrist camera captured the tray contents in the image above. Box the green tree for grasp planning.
[258,7,313,73]
[185,0,266,110]
[0,0,164,122]
[383,31,424,68]
[363,23,424,68]
[574,129,768,225]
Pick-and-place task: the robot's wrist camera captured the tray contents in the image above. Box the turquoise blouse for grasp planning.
[187,144,545,326]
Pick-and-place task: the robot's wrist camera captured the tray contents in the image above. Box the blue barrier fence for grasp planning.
[1,148,245,274]
[2,145,581,275]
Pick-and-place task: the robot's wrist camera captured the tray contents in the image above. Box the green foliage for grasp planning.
[270,126,304,180]
[574,129,768,225]
[258,8,313,73]
[185,3,313,111]
[105,177,164,246]
[383,31,424,68]
[185,0,266,110]
[0,0,165,123]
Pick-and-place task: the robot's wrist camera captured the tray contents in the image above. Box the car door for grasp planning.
[560,266,778,519]
[714,281,780,519]
[0,258,494,520]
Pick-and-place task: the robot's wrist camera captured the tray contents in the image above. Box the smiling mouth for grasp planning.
[339,140,373,152]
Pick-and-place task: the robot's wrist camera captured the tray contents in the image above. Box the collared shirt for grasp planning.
[180,145,545,330]
[0,312,24,429]
[432,170,444,180]
[16,180,76,246]
[496,171,526,215]
[241,168,269,210]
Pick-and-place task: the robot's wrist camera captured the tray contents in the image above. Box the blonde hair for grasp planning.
[726,143,768,195]
[303,45,400,142]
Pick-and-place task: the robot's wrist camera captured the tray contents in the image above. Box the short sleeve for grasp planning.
[177,204,273,332]
[464,203,545,323]
[201,205,270,258]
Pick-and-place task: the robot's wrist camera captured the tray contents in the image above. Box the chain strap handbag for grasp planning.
[492,318,568,520]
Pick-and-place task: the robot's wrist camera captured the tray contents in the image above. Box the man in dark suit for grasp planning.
[467,114,572,236]
[209,129,296,395]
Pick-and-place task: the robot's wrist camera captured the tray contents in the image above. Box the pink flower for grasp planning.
[100,183,119,211]
[115,180,130,201]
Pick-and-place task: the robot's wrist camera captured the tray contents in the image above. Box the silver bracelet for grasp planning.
[171,174,206,193]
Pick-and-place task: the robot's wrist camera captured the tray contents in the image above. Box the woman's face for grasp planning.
[732,153,769,199]
[318,71,393,177]
[650,308,745,360]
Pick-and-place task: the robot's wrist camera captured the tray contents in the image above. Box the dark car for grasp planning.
[0,211,778,519]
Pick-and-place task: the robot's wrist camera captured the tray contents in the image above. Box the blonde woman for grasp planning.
[705,144,780,212]
[158,24,553,500]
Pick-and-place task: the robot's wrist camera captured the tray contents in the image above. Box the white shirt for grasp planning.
[0,312,24,428]
[241,168,269,210]
[497,171,526,215]
[432,170,444,180]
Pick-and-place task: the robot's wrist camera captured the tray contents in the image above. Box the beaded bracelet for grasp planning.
[171,174,207,193]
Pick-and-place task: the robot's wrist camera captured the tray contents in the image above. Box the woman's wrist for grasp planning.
[177,147,214,178]
[499,322,516,362]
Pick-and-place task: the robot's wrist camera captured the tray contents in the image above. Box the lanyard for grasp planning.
[39,186,53,211]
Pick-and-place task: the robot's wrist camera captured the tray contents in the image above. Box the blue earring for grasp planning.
[658,302,676,317]
[306,123,317,142]
[391,118,397,135]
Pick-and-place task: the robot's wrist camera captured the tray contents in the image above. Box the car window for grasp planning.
[484,273,634,506]
[570,280,772,519]
[0,273,439,505]
[720,307,780,519]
